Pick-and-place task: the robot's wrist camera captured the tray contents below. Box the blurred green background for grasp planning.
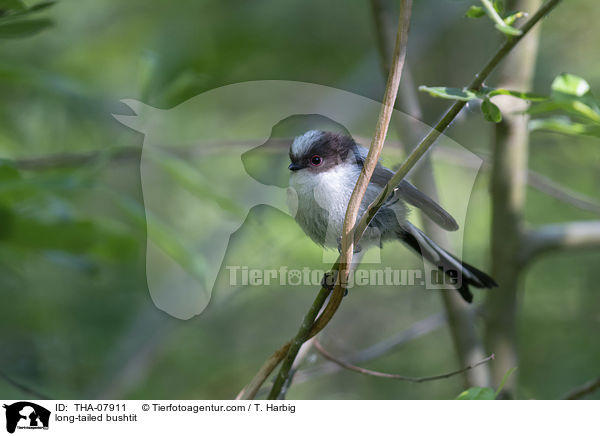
[0,0,598,400]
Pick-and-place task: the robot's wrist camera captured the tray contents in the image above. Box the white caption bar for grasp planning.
[1,400,595,435]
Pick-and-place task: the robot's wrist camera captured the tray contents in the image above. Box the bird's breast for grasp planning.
[288,165,359,247]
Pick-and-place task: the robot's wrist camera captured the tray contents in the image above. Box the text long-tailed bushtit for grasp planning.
[287,130,496,302]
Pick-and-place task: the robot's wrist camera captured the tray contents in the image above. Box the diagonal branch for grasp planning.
[239,0,563,400]
[371,0,492,389]
[0,368,52,400]
[561,376,600,400]
[314,338,495,383]
[266,0,413,400]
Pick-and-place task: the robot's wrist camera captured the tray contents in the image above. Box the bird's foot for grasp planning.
[321,271,336,290]
[321,271,348,296]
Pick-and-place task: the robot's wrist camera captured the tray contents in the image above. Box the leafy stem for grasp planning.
[238,0,563,401]
[481,0,523,35]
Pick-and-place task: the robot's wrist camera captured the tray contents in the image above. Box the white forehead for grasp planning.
[290,130,323,158]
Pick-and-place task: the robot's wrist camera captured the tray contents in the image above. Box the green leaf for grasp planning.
[418,86,480,101]
[528,100,600,122]
[550,74,600,121]
[492,0,504,14]
[503,10,526,26]
[529,117,600,138]
[480,0,521,36]
[28,1,56,13]
[481,98,502,122]
[456,387,496,400]
[495,367,517,398]
[549,78,600,120]
[569,100,600,122]
[466,5,486,18]
[0,0,26,11]
[551,73,591,97]
[530,78,600,123]
[0,1,55,23]
[527,100,566,115]
[0,18,52,38]
[494,22,522,36]
[486,87,547,101]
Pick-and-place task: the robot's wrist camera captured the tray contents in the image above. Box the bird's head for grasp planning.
[288,130,364,174]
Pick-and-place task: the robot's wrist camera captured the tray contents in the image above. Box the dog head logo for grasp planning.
[113,80,482,320]
[3,402,50,434]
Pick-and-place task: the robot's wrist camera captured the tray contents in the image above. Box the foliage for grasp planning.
[0,1,55,38]
[529,73,600,137]
[419,84,544,123]
[419,72,600,133]
[465,0,524,36]
[456,368,516,400]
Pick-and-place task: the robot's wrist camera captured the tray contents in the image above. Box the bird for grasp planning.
[286,130,497,303]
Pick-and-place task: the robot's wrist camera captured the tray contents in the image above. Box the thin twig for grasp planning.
[13,140,600,215]
[0,368,52,400]
[465,154,600,215]
[13,147,141,170]
[520,221,600,264]
[292,311,448,385]
[278,338,316,400]
[526,171,600,215]
[562,377,600,400]
[266,0,413,401]
[237,339,291,399]
[406,145,600,215]
[265,0,413,401]
[314,338,495,383]
[266,285,334,399]
[371,0,492,389]
[240,0,562,400]
[251,311,450,398]
[339,0,412,279]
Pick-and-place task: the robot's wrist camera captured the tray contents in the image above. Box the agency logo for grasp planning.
[3,402,50,434]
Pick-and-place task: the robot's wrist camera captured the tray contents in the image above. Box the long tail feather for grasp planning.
[397,222,497,303]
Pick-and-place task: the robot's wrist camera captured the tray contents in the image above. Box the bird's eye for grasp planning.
[310,155,322,166]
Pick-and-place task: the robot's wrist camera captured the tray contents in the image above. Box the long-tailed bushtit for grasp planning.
[287,130,496,302]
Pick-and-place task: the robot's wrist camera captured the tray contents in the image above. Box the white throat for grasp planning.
[288,162,360,247]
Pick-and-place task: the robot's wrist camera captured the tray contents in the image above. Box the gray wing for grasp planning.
[371,164,459,231]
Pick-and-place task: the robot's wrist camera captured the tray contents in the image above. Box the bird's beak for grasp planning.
[288,163,302,171]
